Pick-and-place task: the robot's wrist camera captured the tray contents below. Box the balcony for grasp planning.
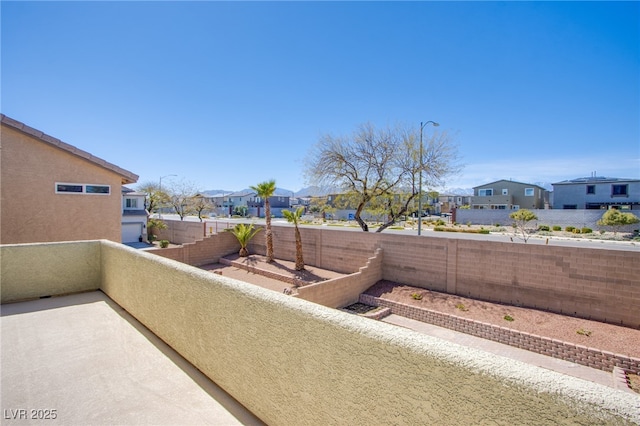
[1,241,638,424]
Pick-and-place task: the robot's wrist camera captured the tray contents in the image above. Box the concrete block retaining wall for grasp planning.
[159,220,640,329]
[360,294,640,375]
[295,248,384,308]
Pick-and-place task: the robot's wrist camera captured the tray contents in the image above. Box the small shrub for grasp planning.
[503,315,514,322]
[581,227,593,234]
[572,228,581,234]
[552,225,562,231]
[434,226,445,232]
[159,240,170,248]
[494,223,501,227]
[436,219,446,226]
[538,225,550,231]
[478,229,490,234]
[565,226,575,232]
[455,303,468,312]
[576,328,592,337]
[411,293,423,300]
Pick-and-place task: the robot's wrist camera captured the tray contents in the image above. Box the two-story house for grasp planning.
[551,176,640,210]
[122,187,149,243]
[1,114,138,244]
[437,193,472,214]
[206,191,290,217]
[470,179,548,210]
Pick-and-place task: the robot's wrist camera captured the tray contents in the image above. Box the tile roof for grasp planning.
[1,114,138,184]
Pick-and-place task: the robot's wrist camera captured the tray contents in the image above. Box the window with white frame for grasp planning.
[56,183,110,195]
[125,198,138,208]
[478,189,493,196]
[524,188,534,196]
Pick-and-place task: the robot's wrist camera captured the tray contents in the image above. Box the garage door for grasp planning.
[122,223,142,243]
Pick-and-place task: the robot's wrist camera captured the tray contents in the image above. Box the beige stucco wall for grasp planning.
[0,241,101,303]
[0,125,124,244]
[96,241,638,425]
[2,240,638,424]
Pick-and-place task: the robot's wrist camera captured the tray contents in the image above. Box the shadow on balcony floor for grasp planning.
[1,291,265,425]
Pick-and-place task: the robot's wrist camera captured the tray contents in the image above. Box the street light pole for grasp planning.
[158,174,177,219]
[418,121,439,236]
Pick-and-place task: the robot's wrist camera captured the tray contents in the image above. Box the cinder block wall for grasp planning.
[296,248,384,308]
[266,226,640,328]
[151,231,239,266]
[160,221,640,328]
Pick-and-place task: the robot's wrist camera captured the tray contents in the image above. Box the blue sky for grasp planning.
[2,1,638,194]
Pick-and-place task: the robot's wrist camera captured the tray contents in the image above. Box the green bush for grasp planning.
[435,219,446,226]
[572,228,581,234]
[581,227,593,234]
[160,240,170,248]
[552,225,562,231]
[434,226,445,232]
[565,226,575,232]
[538,225,550,231]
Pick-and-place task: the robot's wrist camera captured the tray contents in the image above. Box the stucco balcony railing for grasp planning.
[1,241,638,425]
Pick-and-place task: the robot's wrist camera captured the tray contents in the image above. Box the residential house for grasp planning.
[551,176,640,210]
[206,191,290,217]
[436,193,472,214]
[0,114,138,244]
[248,193,290,217]
[122,187,149,243]
[470,179,548,210]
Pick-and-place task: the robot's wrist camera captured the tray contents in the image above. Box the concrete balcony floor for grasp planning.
[1,291,264,425]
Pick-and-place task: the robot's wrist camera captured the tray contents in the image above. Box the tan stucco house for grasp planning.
[470,179,549,210]
[1,114,138,244]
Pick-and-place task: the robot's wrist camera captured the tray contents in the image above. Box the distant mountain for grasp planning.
[534,182,554,191]
[442,187,474,195]
[202,189,233,195]
[294,186,337,197]
[204,187,298,196]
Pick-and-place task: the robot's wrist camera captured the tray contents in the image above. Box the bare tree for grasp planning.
[166,180,199,221]
[192,194,213,222]
[305,122,459,232]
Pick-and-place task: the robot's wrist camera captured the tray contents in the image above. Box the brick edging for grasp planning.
[359,294,640,375]
[219,258,304,287]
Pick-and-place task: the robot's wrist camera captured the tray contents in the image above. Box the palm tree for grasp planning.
[227,223,262,257]
[282,207,305,271]
[250,180,277,262]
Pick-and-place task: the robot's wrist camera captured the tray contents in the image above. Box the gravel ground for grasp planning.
[364,280,640,359]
